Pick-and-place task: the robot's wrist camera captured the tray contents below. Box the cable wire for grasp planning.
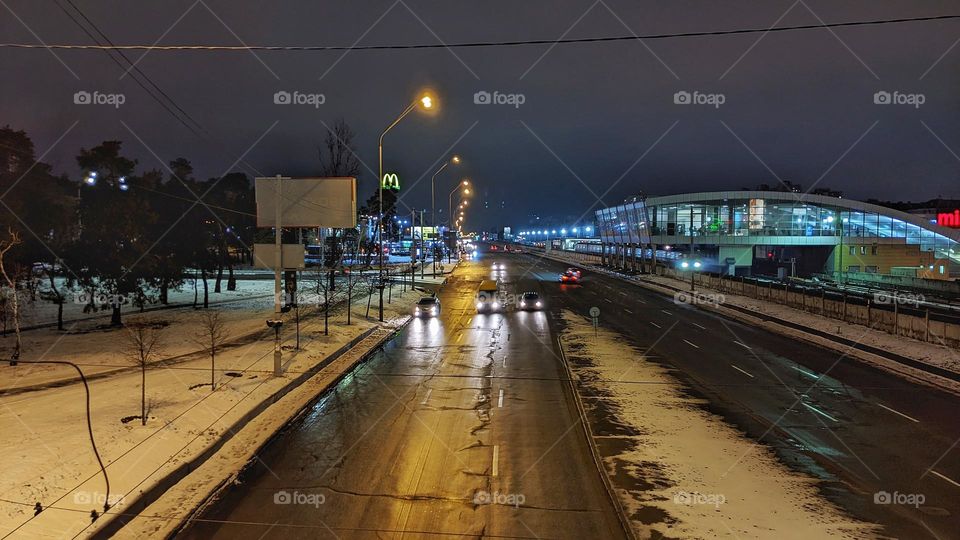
[2,14,958,51]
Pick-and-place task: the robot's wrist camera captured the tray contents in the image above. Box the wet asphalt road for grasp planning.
[179,255,627,539]
[516,252,960,539]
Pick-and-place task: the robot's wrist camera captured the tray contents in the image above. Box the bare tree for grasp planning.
[121,323,164,425]
[318,119,361,178]
[191,311,228,391]
[0,229,22,363]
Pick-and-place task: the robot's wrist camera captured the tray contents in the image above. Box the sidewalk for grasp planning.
[0,282,422,539]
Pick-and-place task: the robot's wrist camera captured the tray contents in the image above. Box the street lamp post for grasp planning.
[378,93,433,321]
[431,155,460,274]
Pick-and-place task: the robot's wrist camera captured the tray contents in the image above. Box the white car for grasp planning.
[519,292,544,311]
[414,296,441,317]
[492,262,506,271]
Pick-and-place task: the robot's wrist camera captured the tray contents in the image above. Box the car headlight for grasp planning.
[476,302,483,309]
[492,302,499,309]
[520,302,526,307]
[536,301,542,307]
[431,307,437,314]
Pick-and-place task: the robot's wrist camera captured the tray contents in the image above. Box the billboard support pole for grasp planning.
[273,175,283,376]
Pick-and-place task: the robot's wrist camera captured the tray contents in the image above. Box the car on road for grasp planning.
[566,267,582,278]
[559,270,580,284]
[476,280,501,312]
[490,245,499,251]
[519,292,544,311]
[414,296,441,317]
[492,261,506,271]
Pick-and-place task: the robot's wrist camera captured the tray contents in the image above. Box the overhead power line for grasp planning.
[2,14,958,52]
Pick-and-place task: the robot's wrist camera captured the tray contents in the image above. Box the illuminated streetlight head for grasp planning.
[420,95,433,109]
[462,179,470,186]
[451,155,461,164]
[464,188,471,195]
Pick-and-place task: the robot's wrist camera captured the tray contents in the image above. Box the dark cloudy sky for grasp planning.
[3,1,960,229]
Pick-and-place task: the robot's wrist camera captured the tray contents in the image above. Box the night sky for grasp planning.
[3,1,959,229]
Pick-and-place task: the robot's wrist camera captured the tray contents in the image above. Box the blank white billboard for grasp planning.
[256,176,356,228]
[252,244,305,270]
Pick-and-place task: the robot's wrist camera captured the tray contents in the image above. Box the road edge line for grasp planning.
[556,336,638,540]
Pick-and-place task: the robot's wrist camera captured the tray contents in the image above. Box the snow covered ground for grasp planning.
[560,311,876,539]
[0,275,425,538]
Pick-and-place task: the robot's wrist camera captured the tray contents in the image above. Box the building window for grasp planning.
[940,265,946,274]
[860,246,866,255]
[865,266,878,273]
[848,265,860,272]
[871,246,878,255]
[849,246,855,255]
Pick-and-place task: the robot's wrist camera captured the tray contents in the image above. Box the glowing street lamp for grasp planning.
[377,91,435,321]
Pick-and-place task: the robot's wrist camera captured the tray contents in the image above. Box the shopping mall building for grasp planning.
[594,191,960,279]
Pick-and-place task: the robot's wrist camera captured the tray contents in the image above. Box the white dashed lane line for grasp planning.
[930,470,960,488]
[420,389,433,405]
[802,402,839,423]
[650,322,662,329]
[683,339,700,349]
[875,402,919,423]
[498,388,504,408]
[730,364,754,378]
[691,322,706,330]
[624,308,633,314]
[661,309,673,315]
[733,340,751,349]
[492,445,500,477]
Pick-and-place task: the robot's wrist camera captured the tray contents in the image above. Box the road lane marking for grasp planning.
[604,299,613,303]
[930,470,960,488]
[691,322,706,330]
[875,402,919,423]
[457,333,463,342]
[502,355,507,368]
[733,340,751,349]
[683,339,700,349]
[624,308,633,314]
[730,364,754,378]
[650,322,661,329]
[492,445,500,477]
[661,309,673,315]
[802,402,839,423]
[498,388,504,408]
[420,389,433,405]
[790,366,819,379]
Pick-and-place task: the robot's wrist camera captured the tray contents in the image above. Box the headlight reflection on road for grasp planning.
[408,317,443,347]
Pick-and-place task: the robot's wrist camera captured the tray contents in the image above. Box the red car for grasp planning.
[490,245,499,251]
[559,271,580,284]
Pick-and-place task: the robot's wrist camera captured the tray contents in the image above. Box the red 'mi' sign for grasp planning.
[937,210,960,228]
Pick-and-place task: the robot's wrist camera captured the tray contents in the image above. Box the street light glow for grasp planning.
[421,95,433,109]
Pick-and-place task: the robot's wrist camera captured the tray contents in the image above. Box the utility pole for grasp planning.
[420,209,426,279]
[272,175,283,376]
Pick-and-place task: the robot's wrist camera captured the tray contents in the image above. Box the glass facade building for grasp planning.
[596,191,960,274]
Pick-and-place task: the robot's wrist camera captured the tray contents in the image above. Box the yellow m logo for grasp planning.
[381,173,400,191]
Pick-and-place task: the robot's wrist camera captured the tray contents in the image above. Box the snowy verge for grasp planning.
[559,310,876,539]
[108,321,409,539]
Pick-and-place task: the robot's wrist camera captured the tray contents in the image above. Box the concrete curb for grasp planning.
[556,336,637,540]
[94,319,411,539]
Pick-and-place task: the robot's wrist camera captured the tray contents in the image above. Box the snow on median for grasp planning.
[560,310,877,539]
